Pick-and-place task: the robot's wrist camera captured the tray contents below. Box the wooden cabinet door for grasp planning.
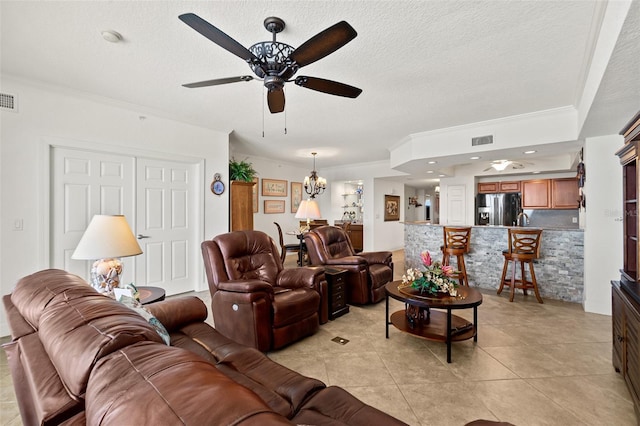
[624,298,640,410]
[230,181,255,231]
[551,178,579,209]
[349,224,363,252]
[478,182,498,193]
[522,179,550,209]
[499,181,521,193]
[612,285,625,373]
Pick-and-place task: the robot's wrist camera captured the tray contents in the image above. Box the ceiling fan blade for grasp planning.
[290,21,357,67]
[267,89,285,113]
[295,76,362,98]
[182,76,254,88]
[179,13,260,64]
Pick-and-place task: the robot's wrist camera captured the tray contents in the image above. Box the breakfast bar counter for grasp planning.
[403,223,584,302]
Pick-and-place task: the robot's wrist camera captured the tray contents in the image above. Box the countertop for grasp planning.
[402,222,583,231]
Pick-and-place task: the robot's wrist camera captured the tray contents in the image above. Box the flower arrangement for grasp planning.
[401,251,459,296]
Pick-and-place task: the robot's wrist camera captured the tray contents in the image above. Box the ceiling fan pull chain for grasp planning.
[284,89,287,135]
[262,88,265,137]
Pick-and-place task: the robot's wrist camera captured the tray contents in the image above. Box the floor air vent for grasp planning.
[0,92,18,112]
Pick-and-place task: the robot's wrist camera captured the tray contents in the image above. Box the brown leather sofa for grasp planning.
[304,226,394,304]
[201,230,329,352]
[2,269,408,425]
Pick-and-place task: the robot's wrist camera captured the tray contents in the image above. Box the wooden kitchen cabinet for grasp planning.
[551,178,579,209]
[477,181,520,194]
[521,179,551,209]
[477,182,498,193]
[499,181,521,192]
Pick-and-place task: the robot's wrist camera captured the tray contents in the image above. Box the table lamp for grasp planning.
[72,215,142,294]
[295,199,322,231]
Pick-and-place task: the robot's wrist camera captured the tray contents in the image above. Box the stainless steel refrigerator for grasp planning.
[476,193,521,226]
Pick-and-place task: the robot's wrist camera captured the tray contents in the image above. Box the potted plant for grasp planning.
[229,157,257,182]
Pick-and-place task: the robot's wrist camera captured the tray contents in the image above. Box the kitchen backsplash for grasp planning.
[523,209,579,229]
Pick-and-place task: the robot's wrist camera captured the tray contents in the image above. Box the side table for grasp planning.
[137,286,166,305]
[325,268,349,320]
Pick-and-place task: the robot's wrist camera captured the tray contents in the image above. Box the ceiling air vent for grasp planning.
[472,135,493,146]
[0,92,18,112]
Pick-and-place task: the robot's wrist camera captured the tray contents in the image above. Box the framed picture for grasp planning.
[384,195,400,221]
[262,178,288,197]
[291,182,303,213]
[264,200,285,214]
[252,177,259,213]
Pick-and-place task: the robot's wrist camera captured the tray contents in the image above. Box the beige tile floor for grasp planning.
[1,250,636,425]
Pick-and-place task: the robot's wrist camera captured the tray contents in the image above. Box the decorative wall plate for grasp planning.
[211,173,225,195]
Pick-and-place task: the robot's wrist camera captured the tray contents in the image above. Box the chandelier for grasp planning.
[303,152,326,198]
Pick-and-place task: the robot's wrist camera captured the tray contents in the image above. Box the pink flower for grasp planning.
[420,251,432,267]
[442,265,455,277]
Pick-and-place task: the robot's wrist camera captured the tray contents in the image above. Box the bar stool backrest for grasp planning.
[508,228,542,258]
[443,227,472,252]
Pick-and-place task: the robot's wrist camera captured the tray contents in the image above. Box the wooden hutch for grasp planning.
[613,110,640,421]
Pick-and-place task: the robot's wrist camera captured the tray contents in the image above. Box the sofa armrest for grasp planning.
[277,266,325,290]
[145,297,208,333]
[217,280,274,294]
[325,256,367,266]
[359,251,393,265]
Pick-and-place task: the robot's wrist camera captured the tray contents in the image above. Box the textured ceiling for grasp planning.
[1,1,638,183]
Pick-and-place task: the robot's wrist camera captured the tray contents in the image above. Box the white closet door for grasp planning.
[135,158,197,296]
[51,147,136,281]
[447,185,467,225]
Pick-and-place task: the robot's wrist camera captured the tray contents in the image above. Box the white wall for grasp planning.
[583,134,624,315]
[404,186,419,222]
[0,77,230,336]
[324,160,407,252]
[372,178,406,252]
[230,154,311,246]
[390,107,578,169]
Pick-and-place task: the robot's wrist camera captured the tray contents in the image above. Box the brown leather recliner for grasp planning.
[304,226,393,304]
[201,230,328,352]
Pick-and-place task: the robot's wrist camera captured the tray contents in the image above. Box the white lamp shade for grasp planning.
[295,199,322,220]
[72,215,142,260]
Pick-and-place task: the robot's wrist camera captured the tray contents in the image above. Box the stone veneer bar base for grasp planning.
[404,223,584,303]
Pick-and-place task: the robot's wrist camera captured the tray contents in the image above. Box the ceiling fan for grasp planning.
[178,13,363,113]
[483,159,533,172]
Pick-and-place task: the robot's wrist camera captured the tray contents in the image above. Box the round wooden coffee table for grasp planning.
[385,281,483,363]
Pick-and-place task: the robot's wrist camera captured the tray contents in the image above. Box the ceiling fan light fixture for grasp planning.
[491,160,512,171]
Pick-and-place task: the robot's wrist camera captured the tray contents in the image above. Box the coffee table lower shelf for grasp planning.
[389,310,476,342]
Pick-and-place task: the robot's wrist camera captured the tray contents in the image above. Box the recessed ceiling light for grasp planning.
[524,150,536,154]
[470,156,481,160]
[101,30,123,43]
[439,174,445,177]
[426,170,434,174]
[427,161,437,164]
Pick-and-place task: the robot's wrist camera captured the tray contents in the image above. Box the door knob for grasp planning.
[137,234,150,239]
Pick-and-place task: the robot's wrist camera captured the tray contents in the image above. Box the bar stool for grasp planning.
[441,226,472,286]
[498,228,543,303]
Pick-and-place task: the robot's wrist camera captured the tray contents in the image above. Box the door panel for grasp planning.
[136,158,196,295]
[52,148,135,280]
[447,185,466,225]
[53,147,199,296]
